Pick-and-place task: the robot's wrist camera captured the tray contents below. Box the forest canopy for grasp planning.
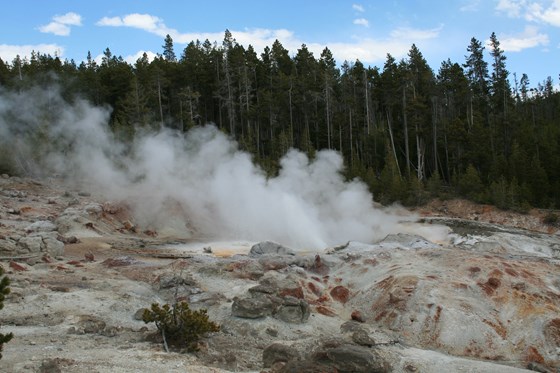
[0,30,558,210]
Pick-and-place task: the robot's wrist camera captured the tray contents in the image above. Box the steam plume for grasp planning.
[0,87,448,249]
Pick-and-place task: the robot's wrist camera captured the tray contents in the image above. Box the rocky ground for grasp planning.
[0,174,559,372]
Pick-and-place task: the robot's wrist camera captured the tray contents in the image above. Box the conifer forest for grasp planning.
[1,30,559,210]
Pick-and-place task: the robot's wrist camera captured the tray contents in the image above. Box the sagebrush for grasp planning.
[142,302,219,352]
[0,266,13,359]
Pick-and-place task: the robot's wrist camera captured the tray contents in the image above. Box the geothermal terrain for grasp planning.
[0,174,559,373]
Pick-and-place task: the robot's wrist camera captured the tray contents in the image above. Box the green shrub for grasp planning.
[0,267,13,359]
[458,164,485,202]
[142,302,219,352]
[543,212,559,226]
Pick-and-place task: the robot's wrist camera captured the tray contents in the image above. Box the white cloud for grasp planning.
[39,22,71,36]
[353,18,370,27]
[460,0,480,12]
[390,25,443,40]
[496,0,524,17]
[498,25,549,51]
[93,49,159,66]
[39,12,82,36]
[0,44,64,62]
[117,50,159,65]
[96,16,123,27]
[96,12,442,65]
[352,4,365,12]
[97,13,174,38]
[327,38,410,63]
[496,0,560,26]
[53,12,82,26]
[529,0,560,26]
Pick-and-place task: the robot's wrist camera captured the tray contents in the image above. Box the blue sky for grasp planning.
[1,0,559,87]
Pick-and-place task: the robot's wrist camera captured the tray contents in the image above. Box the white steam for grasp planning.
[0,87,449,249]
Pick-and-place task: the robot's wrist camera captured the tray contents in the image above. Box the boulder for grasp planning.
[0,237,18,253]
[275,296,310,324]
[18,235,43,252]
[158,273,196,289]
[351,329,376,347]
[308,254,330,275]
[314,344,387,373]
[263,343,301,368]
[330,285,350,304]
[231,295,277,319]
[71,315,107,335]
[279,360,338,373]
[249,241,295,257]
[39,232,65,256]
[25,220,57,233]
[351,310,365,323]
[84,203,103,216]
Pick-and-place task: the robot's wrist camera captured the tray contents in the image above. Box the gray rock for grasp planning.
[25,220,57,233]
[55,208,89,234]
[231,295,277,319]
[315,344,387,373]
[275,296,310,323]
[279,360,338,373]
[39,232,65,256]
[39,358,62,373]
[72,315,107,335]
[526,362,551,373]
[352,329,376,347]
[158,273,196,289]
[0,237,19,253]
[340,321,367,334]
[133,308,147,321]
[257,256,300,270]
[249,241,295,257]
[248,284,277,295]
[18,235,43,252]
[266,327,278,337]
[3,189,26,198]
[84,203,103,216]
[263,343,301,368]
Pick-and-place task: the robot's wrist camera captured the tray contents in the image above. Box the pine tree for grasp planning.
[464,37,489,130]
[162,34,176,62]
[488,32,513,156]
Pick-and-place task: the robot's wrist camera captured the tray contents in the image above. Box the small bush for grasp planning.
[142,302,219,352]
[0,266,13,359]
[543,212,559,226]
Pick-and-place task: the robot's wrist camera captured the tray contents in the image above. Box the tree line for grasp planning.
[1,30,559,210]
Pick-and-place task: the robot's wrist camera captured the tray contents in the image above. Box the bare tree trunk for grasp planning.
[325,76,331,149]
[289,82,294,147]
[402,85,410,177]
[386,109,402,179]
[432,96,438,176]
[364,70,370,135]
[179,100,184,131]
[416,134,425,181]
[469,94,473,131]
[245,66,251,139]
[339,121,342,152]
[157,75,164,129]
[349,109,353,167]
[224,57,235,135]
[411,84,424,181]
